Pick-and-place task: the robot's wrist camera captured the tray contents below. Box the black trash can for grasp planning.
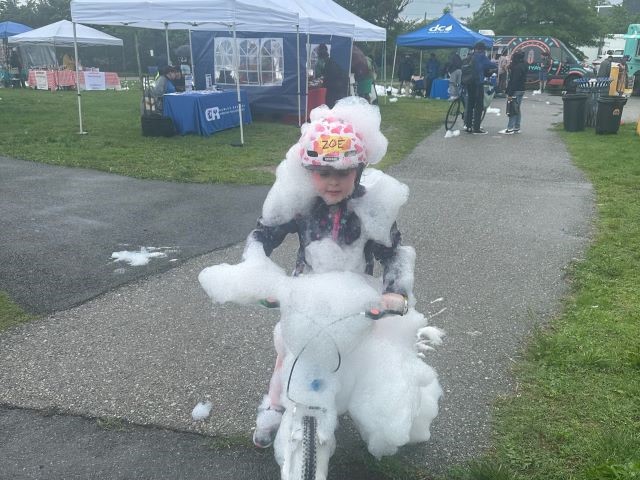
[595,96,628,134]
[562,93,588,132]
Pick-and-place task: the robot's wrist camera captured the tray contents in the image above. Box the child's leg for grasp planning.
[267,322,285,407]
[253,323,285,448]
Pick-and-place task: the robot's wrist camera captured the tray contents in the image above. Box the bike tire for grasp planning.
[301,416,317,480]
[445,99,461,130]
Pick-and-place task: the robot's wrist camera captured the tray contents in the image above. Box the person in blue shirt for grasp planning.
[464,42,497,135]
[424,53,440,97]
[151,65,179,113]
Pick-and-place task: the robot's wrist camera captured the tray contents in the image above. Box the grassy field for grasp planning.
[1,86,638,479]
[442,124,640,480]
[0,87,448,184]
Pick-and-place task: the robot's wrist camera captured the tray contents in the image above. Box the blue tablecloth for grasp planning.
[163,90,252,136]
[429,78,449,99]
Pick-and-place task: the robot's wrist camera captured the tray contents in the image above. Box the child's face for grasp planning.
[310,168,357,205]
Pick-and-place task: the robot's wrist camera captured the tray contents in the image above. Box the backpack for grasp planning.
[460,55,476,86]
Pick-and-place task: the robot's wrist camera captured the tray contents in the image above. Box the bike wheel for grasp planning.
[445,99,461,130]
[301,416,317,480]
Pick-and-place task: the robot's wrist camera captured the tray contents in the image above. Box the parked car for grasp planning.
[592,50,625,72]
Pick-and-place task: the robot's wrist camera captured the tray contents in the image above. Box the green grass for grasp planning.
[5,86,639,479]
[0,88,448,184]
[445,124,640,480]
[0,291,36,332]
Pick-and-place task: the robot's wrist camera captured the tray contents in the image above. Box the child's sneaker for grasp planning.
[252,396,284,449]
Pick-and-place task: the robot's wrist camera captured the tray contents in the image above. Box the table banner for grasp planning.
[34,71,48,90]
[83,71,106,90]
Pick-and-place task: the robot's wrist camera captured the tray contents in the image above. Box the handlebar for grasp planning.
[260,298,403,320]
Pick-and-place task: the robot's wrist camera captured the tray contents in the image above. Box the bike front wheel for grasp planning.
[301,416,317,480]
[281,414,321,480]
[445,98,462,130]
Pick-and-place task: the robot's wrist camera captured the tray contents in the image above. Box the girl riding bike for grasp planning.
[199,98,444,478]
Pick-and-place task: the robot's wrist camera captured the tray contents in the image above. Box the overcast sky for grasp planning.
[401,0,483,21]
[400,0,624,22]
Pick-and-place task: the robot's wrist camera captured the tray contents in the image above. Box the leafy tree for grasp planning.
[598,4,640,34]
[467,0,604,50]
[334,0,411,29]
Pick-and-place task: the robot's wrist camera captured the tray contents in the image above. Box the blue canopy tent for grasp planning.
[0,21,32,38]
[1,21,33,85]
[396,13,491,49]
[391,13,492,88]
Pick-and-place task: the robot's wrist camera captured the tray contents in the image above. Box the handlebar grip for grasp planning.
[365,308,404,319]
[259,298,280,308]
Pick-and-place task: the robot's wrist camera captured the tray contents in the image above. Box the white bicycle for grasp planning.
[199,250,444,480]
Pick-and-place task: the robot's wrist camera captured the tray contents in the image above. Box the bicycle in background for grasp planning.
[445,82,495,131]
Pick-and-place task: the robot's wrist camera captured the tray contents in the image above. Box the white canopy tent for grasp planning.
[71,0,301,139]
[70,0,386,138]
[7,19,123,47]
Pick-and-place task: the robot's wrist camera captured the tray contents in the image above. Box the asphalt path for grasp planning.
[0,160,268,314]
[2,93,637,479]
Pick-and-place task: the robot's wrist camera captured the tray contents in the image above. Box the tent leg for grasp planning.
[73,22,87,135]
[134,30,143,92]
[231,24,244,146]
[164,23,171,65]
[188,29,195,81]
[296,26,301,127]
[390,45,398,98]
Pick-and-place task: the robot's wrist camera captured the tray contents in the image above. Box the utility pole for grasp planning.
[447,2,470,15]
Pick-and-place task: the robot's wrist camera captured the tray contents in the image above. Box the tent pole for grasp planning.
[188,28,195,81]
[390,44,397,97]
[348,34,353,97]
[134,29,143,92]
[381,41,386,105]
[296,25,301,127]
[164,22,171,65]
[231,23,244,146]
[305,34,311,123]
[72,22,86,135]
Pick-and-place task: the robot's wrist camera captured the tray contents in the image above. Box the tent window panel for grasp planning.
[213,36,284,86]
[238,38,259,85]
[214,38,235,84]
[260,38,283,86]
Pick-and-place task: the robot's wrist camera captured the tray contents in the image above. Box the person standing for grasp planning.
[9,48,25,88]
[322,52,349,108]
[314,43,329,80]
[496,48,510,97]
[499,51,527,135]
[398,54,414,95]
[446,51,463,100]
[597,50,614,78]
[539,51,552,92]
[465,41,497,135]
[424,53,440,97]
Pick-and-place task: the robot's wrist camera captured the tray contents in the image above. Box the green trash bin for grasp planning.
[562,93,587,132]
[595,96,628,134]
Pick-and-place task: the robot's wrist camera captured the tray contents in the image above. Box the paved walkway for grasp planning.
[2,92,636,479]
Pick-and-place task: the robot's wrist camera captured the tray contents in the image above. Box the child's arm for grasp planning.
[371,222,415,314]
[246,217,297,257]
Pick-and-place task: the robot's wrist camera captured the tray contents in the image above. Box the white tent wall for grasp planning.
[189,30,354,117]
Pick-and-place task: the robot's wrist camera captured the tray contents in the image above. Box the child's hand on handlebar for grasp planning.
[381,293,409,316]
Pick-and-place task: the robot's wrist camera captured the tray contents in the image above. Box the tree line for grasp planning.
[3,0,639,72]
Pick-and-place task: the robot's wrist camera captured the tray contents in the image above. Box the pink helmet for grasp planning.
[299,117,367,170]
